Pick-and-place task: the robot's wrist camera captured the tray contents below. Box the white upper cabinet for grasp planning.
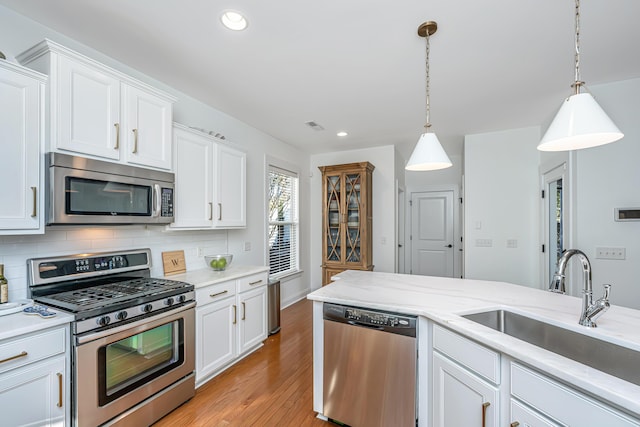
[56,54,121,160]
[122,83,172,170]
[214,143,246,227]
[0,60,46,234]
[17,39,176,171]
[170,124,246,230]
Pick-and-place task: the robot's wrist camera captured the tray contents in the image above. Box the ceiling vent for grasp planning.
[304,121,325,131]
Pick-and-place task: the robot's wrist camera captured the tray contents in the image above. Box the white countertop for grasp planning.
[0,306,73,341]
[164,265,269,289]
[307,270,640,417]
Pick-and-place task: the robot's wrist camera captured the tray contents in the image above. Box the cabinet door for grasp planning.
[432,352,499,427]
[238,286,267,355]
[122,83,172,170]
[0,63,44,233]
[324,173,342,264]
[57,55,121,160]
[344,171,364,265]
[171,126,213,228]
[214,144,246,227]
[0,356,66,427]
[196,298,236,384]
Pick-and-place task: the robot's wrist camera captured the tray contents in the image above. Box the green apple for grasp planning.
[218,258,227,269]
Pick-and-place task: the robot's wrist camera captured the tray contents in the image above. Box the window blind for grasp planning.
[268,166,299,277]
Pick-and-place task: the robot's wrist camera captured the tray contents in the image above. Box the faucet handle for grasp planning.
[602,284,611,300]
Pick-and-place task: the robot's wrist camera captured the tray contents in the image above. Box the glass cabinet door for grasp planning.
[345,173,361,263]
[325,174,341,262]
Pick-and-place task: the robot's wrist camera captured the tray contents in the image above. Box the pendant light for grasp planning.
[406,21,452,171]
[538,0,623,151]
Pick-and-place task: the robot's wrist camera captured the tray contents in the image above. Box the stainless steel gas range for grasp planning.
[27,248,195,427]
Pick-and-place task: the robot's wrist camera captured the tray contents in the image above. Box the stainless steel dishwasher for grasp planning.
[323,302,417,427]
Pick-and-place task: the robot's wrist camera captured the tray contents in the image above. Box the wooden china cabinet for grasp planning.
[319,162,374,285]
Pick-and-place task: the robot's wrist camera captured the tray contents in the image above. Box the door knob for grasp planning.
[445,244,453,248]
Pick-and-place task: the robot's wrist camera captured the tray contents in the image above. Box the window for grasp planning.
[268,165,299,278]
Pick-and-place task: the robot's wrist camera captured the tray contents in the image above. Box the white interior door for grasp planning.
[541,163,567,290]
[411,190,454,277]
[397,185,405,273]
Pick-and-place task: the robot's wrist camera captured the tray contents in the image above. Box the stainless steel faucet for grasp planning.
[549,249,611,327]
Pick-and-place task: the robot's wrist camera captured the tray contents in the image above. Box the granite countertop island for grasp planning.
[307,270,640,417]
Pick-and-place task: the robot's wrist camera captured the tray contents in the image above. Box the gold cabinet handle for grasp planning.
[57,372,63,407]
[209,290,228,298]
[510,422,520,427]
[233,304,237,324]
[242,302,246,320]
[482,402,490,427]
[218,203,222,220]
[132,128,138,153]
[0,351,28,364]
[249,280,263,286]
[114,123,120,149]
[31,187,37,217]
[209,202,213,220]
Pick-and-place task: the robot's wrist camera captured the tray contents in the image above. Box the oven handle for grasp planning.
[76,301,196,345]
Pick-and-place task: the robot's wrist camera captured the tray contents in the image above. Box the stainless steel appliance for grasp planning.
[323,302,417,427]
[46,152,175,225]
[28,249,195,427]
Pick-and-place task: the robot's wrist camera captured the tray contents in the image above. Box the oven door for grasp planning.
[74,303,195,427]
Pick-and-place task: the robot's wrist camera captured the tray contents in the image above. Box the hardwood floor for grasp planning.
[154,298,331,427]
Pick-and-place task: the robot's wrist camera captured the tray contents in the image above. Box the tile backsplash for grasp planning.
[0,226,228,301]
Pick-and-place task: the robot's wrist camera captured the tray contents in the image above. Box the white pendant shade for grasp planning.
[538,92,624,151]
[405,132,452,171]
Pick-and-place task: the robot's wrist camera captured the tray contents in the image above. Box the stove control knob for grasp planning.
[142,304,153,313]
[115,311,128,321]
[97,316,111,327]
[164,297,174,307]
[177,295,186,303]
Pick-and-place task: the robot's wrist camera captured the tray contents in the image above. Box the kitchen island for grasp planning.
[308,270,640,426]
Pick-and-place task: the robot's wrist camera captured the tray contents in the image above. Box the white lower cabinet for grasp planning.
[195,272,268,386]
[0,325,69,426]
[430,325,640,427]
[510,362,640,427]
[432,325,499,427]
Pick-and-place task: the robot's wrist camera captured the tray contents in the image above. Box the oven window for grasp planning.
[66,177,151,216]
[98,319,184,405]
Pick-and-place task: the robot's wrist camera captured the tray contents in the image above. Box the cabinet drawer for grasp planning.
[433,325,500,384]
[237,272,267,293]
[510,398,559,427]
[196,280,236,307]
[511,362,639,426]
[0,327,66,374]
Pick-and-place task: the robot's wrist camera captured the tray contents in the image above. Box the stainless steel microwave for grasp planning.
[46,152,175,225]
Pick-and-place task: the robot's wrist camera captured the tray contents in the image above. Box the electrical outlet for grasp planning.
[475,239,492,247]
[596,247,626,260]
[197,247,204,257]
[244,241,252,251]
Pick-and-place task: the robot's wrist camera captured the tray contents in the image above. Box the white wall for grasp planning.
[310,146,398,289]
[572,78,640,309]
[464,127,541,288]
[0,5,311,307]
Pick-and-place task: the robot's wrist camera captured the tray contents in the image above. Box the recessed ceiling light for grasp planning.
[220,10,248,31]
[337,131,348,137]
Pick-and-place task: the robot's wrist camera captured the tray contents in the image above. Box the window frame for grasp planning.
[266,161,300,280]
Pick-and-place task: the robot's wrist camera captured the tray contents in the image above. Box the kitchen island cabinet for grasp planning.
[308,270,640,426]
[0,60,46,235]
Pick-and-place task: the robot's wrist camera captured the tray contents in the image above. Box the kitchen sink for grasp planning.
[462,309,640,387]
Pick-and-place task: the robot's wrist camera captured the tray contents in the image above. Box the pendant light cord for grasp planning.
[425,30,432,130]
[573,0,584,93]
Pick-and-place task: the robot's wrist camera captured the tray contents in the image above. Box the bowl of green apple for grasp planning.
[205,254,233,271]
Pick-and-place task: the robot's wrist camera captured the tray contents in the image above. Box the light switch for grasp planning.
[475,239,492,247]
[596,247,625,260]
